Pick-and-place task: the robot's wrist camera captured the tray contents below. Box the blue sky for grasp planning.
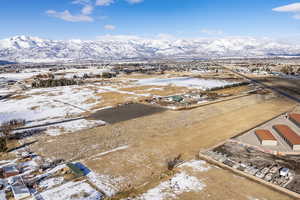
[1,0,300,40]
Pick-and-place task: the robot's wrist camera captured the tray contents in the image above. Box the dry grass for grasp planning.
[91,92,138,109]
[10,95,29,100]
[120,85,189,96]
[30,106,40,110]
[214,85,252,95]
[83,98,97,104]
[28,94,296,199]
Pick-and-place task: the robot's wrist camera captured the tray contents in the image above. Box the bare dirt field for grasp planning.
[24,92,297,200]
[89,103,166,124]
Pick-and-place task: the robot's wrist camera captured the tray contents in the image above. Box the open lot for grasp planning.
[22,93,296,200]
[1,66,300,200]
[0,71,249,136]
[89,103,166,124]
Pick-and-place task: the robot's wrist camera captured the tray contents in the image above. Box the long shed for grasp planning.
[255,129,277,146]
[273,125,300,151]
[289,113,300,128]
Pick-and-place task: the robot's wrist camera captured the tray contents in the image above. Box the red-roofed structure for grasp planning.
[273,124,300,151]
[255,129,277,146]
[289,113,300,128]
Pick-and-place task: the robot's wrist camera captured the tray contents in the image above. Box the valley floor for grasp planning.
[25,93,297,200]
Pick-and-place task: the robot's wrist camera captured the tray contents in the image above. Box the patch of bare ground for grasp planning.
[91,92,138,109]
[31,92,46,96]
[120,85,189,96]
[27,93,297,199]
[29,105,40,110]
[192,72,241,79]
[178,166,293,200]
[120,74,161,80]
[83,98,97,105]
[214,85,252,95]
[10,94,30,100]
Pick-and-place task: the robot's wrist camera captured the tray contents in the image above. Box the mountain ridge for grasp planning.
[1,35,300,63]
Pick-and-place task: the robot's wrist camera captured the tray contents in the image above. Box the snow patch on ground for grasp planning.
[39,180,103,200]
[39,177,64,189]
[136,77,238,90]
[178,160,211,172]
[131,172,205,200]
[0,72,39,81]
[45,119,106,136]
[86,172,124,197]
[89,145,129,160]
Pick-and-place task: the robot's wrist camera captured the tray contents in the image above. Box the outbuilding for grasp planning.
[255,129,277,146]
[289,113,300,128]
[273,125,300,151]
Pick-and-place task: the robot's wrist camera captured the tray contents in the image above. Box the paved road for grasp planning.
[224,67,300,104]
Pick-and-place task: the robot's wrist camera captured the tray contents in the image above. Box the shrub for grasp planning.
[167,154,183,170]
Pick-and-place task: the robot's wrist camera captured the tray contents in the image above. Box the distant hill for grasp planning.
[1,35,300,63]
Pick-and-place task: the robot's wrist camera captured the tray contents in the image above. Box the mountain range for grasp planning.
[1,35,300,63]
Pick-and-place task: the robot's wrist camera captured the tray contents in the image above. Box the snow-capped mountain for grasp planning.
[0,35,300,63]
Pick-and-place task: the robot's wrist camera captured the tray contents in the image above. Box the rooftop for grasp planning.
[255,129,276,141]
[289,113,300,125]
[273,125,300,145]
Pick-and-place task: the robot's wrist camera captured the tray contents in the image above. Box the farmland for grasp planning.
[0,61,299,200]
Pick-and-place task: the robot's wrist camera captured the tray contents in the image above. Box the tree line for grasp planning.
[32,78,82,88]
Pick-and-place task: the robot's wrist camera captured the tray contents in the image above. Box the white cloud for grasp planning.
[127,0,143,4]
[273,3,300,19]
[81,4,94,15]
[46,10,93,22]
[200,29,223,35]
[47,0,144,22]
[273,3,300,12]
[72,0,91,5]
[104,24,116,30]
[46,0,94,22]
[96,0,114,6]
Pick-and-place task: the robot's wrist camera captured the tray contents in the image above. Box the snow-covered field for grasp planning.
[87,172,125,197]
[0,72,39,81]
[136,77,238,90]
[38,180,103,200]
[0,85,100,124]
[0,84,108,135]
